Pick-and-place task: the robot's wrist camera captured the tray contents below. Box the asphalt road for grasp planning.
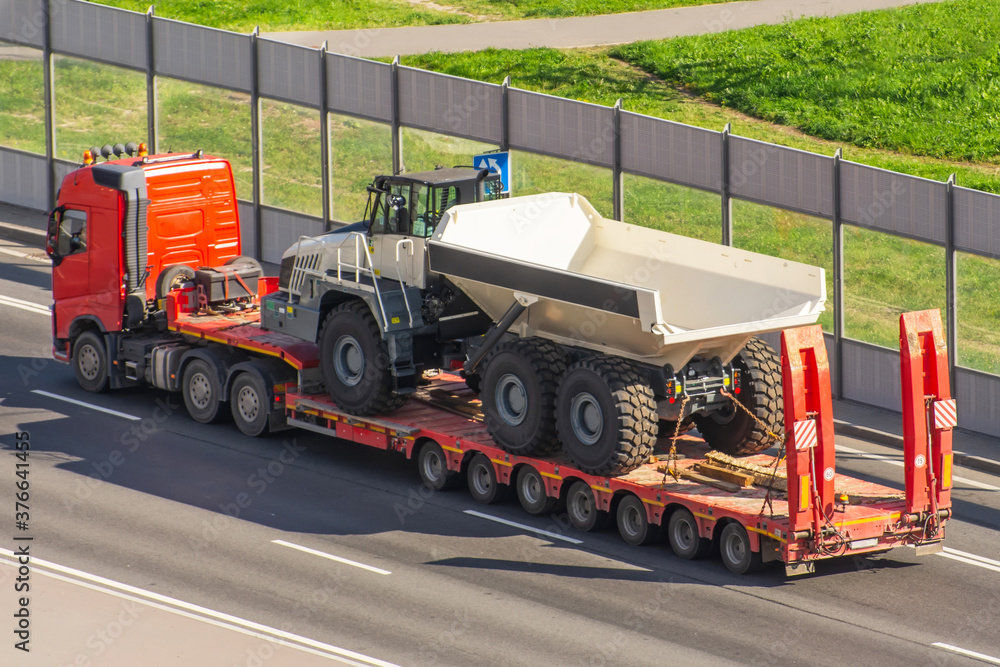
[1,239,999,666]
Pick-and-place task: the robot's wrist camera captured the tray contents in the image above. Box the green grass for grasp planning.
[90,0,741,31]
[611,0,1000,163]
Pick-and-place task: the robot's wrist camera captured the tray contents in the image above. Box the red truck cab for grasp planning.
[47,149,244,363]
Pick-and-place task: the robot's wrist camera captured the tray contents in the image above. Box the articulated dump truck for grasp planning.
[265,182,826,475]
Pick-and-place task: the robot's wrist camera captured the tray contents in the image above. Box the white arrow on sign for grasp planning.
[476,158,501,172]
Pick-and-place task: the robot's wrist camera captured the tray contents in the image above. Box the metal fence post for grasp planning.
[42,0,56,207]
[500,75,511,152]
[249,27,263,261]
[319,41,332,229]
[391,55,403,175]
[145,6,158,153]
[832,147,844,398]
[612,98,624,222]
[945,173,958,394]
[720,123,732,246]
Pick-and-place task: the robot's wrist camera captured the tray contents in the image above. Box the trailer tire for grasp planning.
[566,481,608,532]
[319,302,408,415]
[556,356,657,476]
[695,338,782,457]
[516,466,558,515]
[182,359,226,424]
[482,338,566,456]
[230,372,269,436]
[467,453,509,505]
[73,331,109,393]
[616,495,660,546]
[719,522,763,574]
[156,264,195,300]
[224,255,262,274]
[418,441,459,491]
[668,508,711,560]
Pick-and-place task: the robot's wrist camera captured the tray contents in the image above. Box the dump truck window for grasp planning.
[411,184,433,237]
[386,183,410,235]
[56,209,87,257]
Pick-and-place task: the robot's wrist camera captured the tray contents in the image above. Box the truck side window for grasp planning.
[386,184,410,235]
[56,209,87,257]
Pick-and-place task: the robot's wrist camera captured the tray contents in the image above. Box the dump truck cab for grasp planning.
[47,146,246,362]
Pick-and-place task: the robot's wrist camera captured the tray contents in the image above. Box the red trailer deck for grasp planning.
[163,291,954,575]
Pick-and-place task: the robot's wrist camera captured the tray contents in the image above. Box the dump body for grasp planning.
[427,193,826,368]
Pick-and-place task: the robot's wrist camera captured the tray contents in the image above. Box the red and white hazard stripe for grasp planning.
[933,399,958,429]
[793,418,818,451]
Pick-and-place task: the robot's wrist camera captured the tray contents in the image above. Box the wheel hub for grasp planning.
[473,466,492,495]
[522,475,542,504]
[569,392,603,445]
[423,451,443,482]
[189,373,212,408]
[78,345,100,380]
[495,374,527,426]
[725,534,746,563]
[237,386,259,422]
[333,335,365,386]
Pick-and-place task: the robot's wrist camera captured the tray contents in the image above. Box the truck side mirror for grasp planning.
[45,207,64,265]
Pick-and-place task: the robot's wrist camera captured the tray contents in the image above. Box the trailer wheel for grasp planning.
[719,522,763,574]
[418,441,459,491]
[616,495,660,546]
[319,302,408,415]
[668,508,711,560]
[230,372,269,436]
[73,331,109,393]
[467,453,510,504]
[566,481,608,532]
[516,466,558,515]
[556,356,656,476]
[482,338,566,456]
[156,264,195,300]
[695,338,782,457]
[182,359,225,423]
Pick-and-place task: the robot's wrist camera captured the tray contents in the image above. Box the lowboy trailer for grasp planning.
[163,288,954,576]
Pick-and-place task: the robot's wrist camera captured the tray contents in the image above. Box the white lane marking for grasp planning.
[937,551,1000,574]
[0,550,402,667]
[0,294,49,315]
[943,547,1000,568]
[464,509,584,545]
[0,245,48,261]
[31,389,142,421]
[932,642,1000,665]
[272,540,391,575]
[836,445,1000,491]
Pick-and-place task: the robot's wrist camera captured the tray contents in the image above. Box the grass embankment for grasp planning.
[1,0,998,370]
[90,0,740,31]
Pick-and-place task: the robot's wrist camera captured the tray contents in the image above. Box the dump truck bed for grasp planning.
[428,193,826,367]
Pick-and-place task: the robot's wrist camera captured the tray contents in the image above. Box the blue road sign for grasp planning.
[473,151,510,195]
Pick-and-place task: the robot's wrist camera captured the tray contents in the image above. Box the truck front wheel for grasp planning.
[695,338,782,457]
[481,338,566,456]
[318,302,407,415]
[556,356,657,476]
[73,331,109,393]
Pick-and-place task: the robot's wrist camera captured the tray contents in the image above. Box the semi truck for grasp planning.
[44,148,954,575]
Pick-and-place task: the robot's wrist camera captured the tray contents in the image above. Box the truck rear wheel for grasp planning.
[515,466,558,515]
[555,356,656,476]
[467,453,510,504]
[230,372,269,436]
[566,481,608,532]
[319,302,407,415]
[73,331,109,393]
[616,495,660,546]
[695,337,782,457]
[481,338,566,456]
[719,522,763,574]
[182,358,225,423]
[668,508,711,560]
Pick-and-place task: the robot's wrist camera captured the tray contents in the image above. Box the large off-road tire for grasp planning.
[318,302,408,415]
[555,356,657,476]
[481,338,567,456]
[694,337,782,457]
[73,331,109,393]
